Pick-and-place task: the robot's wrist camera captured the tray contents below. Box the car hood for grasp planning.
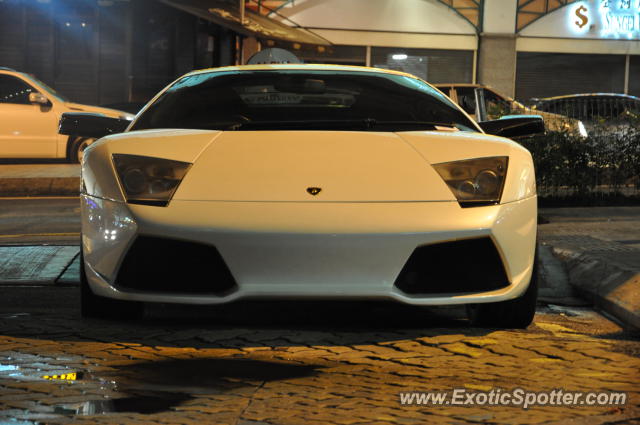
[173,131,455,202]
[64,102,134,120]
[87,129,533,203]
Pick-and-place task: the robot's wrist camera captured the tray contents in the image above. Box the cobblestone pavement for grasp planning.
[0,287,639,425]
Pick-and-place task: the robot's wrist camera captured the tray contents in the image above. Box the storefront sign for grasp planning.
[568,0,640,38]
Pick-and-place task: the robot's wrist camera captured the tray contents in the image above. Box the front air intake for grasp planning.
[394,238,509,295]
[115,236,237,294]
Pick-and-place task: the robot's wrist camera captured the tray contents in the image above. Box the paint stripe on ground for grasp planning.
[0,246,79,284]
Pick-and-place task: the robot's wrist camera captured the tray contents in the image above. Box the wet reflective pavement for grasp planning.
[0,286,639,425]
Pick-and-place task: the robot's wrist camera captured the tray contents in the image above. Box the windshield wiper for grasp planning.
[363,119,458,129]
[224,119,458,131]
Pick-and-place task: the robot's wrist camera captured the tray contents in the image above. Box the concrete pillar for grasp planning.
[477,34,516,98]
[477,0,517,98]
[241,36,260,65]
[216,30,235,67]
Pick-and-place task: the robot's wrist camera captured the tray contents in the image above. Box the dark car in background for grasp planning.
[530,93,640,128]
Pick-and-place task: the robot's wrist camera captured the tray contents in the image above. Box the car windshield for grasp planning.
[24,73,69,102]
[131,70,480,132]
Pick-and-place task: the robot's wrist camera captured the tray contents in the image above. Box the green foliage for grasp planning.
[517,122,640,205]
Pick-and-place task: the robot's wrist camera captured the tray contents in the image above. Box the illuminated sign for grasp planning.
[570,2,592,34]
[42,372,80,381]
[568,0,640,39]
[600,0,640,36]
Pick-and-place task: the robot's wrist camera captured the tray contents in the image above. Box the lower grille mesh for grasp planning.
[394,238,510,295]
[115,236,237,294]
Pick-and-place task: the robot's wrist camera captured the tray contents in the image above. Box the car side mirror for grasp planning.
[478,115,545,138]
[59,112,131,138]
[29,92,49,106]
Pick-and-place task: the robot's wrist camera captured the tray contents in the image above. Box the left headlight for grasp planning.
[578,121,588,138]
[433,156,508,207]
[112,154,191,206]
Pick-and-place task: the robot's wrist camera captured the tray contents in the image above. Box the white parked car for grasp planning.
[68,64,542,328]
[0,67,133,162]
[436,83,588,137]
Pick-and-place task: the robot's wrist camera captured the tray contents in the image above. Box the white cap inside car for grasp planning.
[247,48,302,65]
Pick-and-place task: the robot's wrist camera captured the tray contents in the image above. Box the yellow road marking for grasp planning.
[536,323,576,333]
[466,338,498,346]
[530,358,563,363]
[0,232,80,238]
[0,196,79,200]
[464,384,493,391]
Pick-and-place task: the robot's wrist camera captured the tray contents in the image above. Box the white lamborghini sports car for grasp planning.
[71,64,542,327]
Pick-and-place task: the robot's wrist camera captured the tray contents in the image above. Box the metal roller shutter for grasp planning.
[629,55,640,98]
[0,0,26,69]
[371,47,474,84]
[516,52,626,103]
[295,45,367,66]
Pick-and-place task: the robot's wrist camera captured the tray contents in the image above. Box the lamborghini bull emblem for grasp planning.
[306,187,322,196]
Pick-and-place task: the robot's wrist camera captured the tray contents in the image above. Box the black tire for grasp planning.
[80,251,143,319]
[466,250,538,329]
[68,137,95,163]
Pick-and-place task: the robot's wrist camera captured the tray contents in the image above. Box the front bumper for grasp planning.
[81,195,537,306]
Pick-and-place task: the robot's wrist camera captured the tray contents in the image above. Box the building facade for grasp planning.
[0,0,222,105]
[274,0,640,101]
[1,0,638,105]
[515,0,640,101]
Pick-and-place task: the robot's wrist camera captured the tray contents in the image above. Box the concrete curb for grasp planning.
[537,244,589,306]
[552,247,640,330]
[0,177,79,196]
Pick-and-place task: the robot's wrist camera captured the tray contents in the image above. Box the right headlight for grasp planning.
[112,154,191,206]
[433,156,508,207]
